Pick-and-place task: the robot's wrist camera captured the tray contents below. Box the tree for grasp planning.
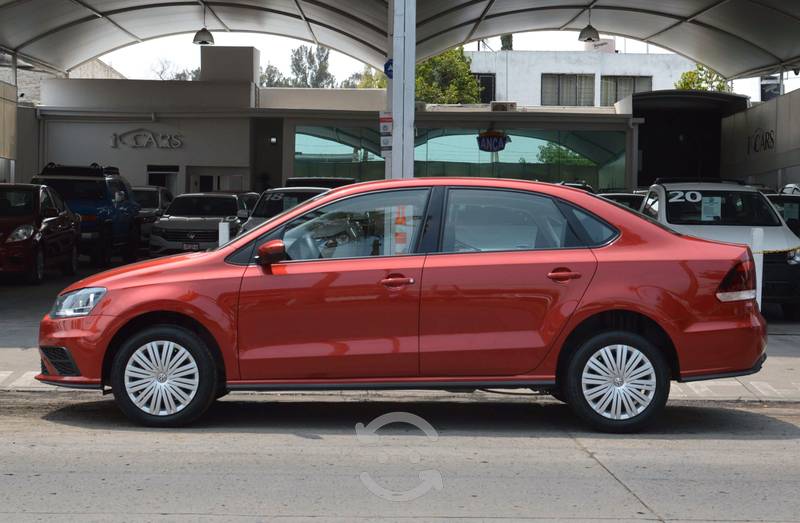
[500,34,513,51]
[173,67,201,81]
[537,143,595,166]
[675,64,731,92]
[290,45,336,88]
[260,63,291,87]
[340,66,387,88]
[415,47,481,104]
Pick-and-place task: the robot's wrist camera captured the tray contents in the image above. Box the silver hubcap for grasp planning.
[124,341,199,416]
[581,345,657,421]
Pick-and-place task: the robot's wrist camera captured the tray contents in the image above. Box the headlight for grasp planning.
[5,224,35,243]
[788,250,800,266]
[50,287,107,318]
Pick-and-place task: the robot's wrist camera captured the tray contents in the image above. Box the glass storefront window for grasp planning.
[414,129,626,191]
[293,125,627,191]
[294,126,385,182]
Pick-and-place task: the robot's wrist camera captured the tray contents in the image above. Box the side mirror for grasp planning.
[257,239,287,267]
[114,191,125,204]
[237,209,249,220]
[42,207,59,219]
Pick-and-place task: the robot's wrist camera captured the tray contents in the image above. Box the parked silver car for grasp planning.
[239,187,329,235]
[132,186,173,244]
[149,193,248,256]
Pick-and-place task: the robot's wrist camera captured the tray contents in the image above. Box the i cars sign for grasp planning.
[111,128,184,149]
[477,130,511,152]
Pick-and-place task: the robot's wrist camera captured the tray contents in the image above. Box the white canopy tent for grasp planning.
[0,0,798,79]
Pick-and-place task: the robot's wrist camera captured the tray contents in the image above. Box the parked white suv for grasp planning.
[640,179,800,318]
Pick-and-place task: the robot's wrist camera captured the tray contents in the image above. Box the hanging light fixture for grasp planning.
[193,4,214,45]
[578,7,600,43]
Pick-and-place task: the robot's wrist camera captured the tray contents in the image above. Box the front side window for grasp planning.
[665,190,781,226]
[441,189,581,253]
[40,189,56,211]
[282,189,429,261]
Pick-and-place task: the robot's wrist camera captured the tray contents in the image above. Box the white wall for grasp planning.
[467,51,694,106]
[42,118,250,192]
[41,79,256,110]
[259,88,386,111]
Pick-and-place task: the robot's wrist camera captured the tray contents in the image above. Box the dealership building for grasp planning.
[3,1,800,193]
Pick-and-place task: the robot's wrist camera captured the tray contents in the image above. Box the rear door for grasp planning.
[419,188,602,377]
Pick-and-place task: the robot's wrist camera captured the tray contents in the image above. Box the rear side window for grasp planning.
[561,205,618,246]
[441,189,582,252]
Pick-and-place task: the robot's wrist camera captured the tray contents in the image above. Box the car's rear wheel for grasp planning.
[111,325,217,427]
[564,331,669,433]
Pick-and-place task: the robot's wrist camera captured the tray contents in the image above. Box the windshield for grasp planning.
[166,196,237,217]
[36,178,106,200]
[133,190,159,208]
[666,190,781,226]
[0,189,35,216]
[251,190,325,218]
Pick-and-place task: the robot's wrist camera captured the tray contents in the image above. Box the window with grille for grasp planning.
[601,76,653,106]
[541,74,595,106]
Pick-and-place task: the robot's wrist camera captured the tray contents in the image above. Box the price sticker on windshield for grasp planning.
[701,196,722,222]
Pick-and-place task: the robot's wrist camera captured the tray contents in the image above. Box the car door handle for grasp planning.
[547,270,582,282]
[380,276,415,287]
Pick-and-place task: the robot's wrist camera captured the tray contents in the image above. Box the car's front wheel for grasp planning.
[564,331,670,433]
[111,325,217,427]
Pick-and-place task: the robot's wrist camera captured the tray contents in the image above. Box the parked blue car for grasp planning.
[32,163,140,266]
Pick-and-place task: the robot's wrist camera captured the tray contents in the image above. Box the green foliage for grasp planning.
[340,66,388,88]
[259,63,291,87]
[172,67,200,81]
[415,48,481,104]
[500,34,513,51]
[290,45,336,88]
[537,142,595,166]
[675,64,731,92]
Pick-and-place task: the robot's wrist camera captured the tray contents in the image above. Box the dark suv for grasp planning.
[32,163,140,266]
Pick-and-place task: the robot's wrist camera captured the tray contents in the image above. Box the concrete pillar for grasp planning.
[386,0,416,179]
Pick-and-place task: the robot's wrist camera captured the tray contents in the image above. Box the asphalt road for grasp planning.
[1,391,799,522]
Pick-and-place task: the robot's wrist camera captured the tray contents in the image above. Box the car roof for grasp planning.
[768,193,800,199]
[601,192,643,197]
[654,182,759,192]
[175,192,237,198]
[0,183,42,190]
[267,186,329,193]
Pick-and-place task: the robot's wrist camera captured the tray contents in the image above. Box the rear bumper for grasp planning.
[677,306,768,381]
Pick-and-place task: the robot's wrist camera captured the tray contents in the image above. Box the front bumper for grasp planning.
[35,313,117,389]
[0,241,34,273]
[149,234,217,256]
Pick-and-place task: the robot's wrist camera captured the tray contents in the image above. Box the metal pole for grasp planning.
[390,0,416,180]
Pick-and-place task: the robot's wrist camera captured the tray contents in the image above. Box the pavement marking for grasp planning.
[7,371,42,390]
[0,370,13,386]
[750,381,784,397]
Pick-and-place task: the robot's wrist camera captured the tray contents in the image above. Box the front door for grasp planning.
[420,188,598,377]
[237,188,431,380]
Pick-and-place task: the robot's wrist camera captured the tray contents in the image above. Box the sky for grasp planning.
[101,30,800,100]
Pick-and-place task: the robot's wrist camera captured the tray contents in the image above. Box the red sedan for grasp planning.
[37,178,766,432]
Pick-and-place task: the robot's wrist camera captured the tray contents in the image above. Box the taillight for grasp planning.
[716,259,757,302]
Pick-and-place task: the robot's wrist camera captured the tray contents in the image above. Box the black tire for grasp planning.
[563,330,670,433]
[27,247,44,285]
[782,304,800,321]
[111,325,217,427]
[62,244,78,276]
[123,224,139,264]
